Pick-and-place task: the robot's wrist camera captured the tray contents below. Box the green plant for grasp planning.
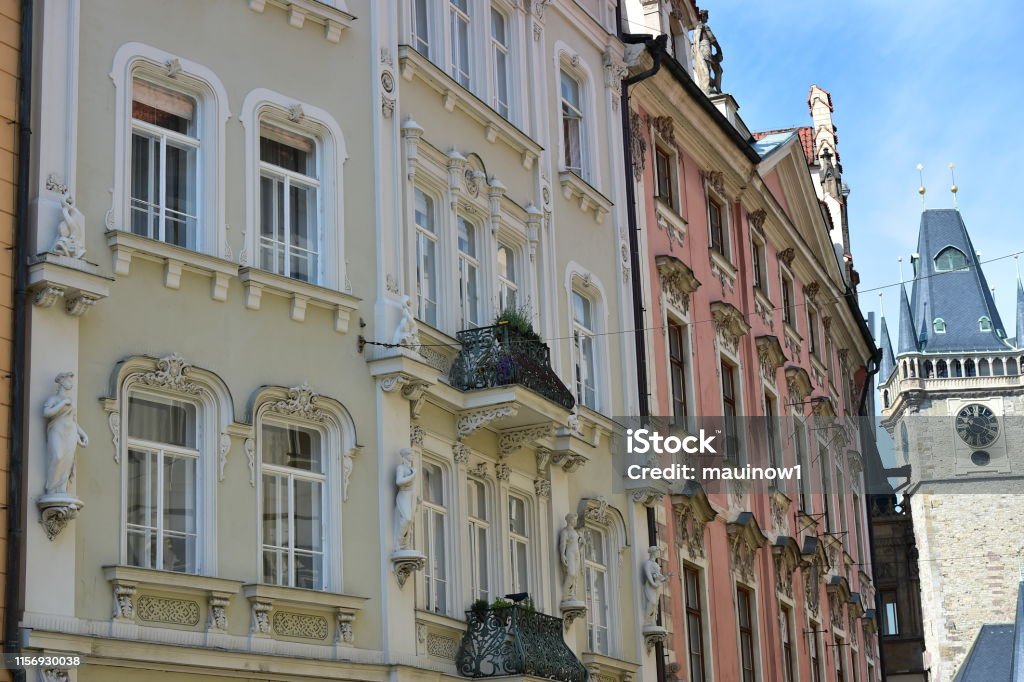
[490,597,515,610]
[471,599,489,617]
[495,304,540,342]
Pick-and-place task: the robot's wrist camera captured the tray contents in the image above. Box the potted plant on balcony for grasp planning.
[495,304,541,343]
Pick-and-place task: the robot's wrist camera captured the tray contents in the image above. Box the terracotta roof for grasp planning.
[752,126,814,165]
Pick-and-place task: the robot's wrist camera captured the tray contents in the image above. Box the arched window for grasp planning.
[254,384,355,593]
[979,316,993,332]
[937,360,948,378]
[964,359,977,377]
[883,390,890,408]
[109,354,233,576]
[933,318,946,334]
[951,359,962,377]
[457,215,481,328]
[934,246,969,272]
[467,476,493,603]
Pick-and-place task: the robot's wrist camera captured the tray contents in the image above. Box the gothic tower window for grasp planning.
[932,318,946,334]
[933,246,968,272]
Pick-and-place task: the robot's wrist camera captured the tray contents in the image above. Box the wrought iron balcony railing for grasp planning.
[455,605,588,682]
[449,325,575,410]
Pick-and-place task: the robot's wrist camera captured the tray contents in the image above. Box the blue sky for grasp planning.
[705,0,1024,339]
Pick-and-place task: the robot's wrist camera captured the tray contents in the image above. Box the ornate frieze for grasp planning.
[631,488,664,507]
[136,595,201,627]
[652,116,675,145]
[700,169,725,195]
[656,255,700,314]
[755,335,787,383]
[269,383,324,422]
[772,536,801,599]
[498,423,554,458]
[452,442,470,464]
[785,366,813,402]
[778,247,796,267]
[727,512,768,585]
[629,111,646,178]
[673,484,717,559]
[274,611,329,640]
[139,353,200,394]
[551,450,589,473]
[457,404,518,439]
[747,208,767,231]
[803,281,821,303]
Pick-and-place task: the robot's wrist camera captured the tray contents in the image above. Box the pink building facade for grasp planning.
[623,17,881,682]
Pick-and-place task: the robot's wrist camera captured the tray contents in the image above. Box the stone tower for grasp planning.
[878,208,1024,681]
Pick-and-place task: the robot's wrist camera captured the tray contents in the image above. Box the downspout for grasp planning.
[616,10,665,680]
[5,0,33,675]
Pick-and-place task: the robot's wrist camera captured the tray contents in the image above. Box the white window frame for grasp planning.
[490,5,512,120]
[257,124,323,284]
[457,214,482,329]
[410,0,432,57]
[422,458,452,615]
[241,89,348,292]
[706,191,730,260]
[253,385,353,593]
[507,492,531,595]
[449,0,472,88]
[751,230,768,295]
[559,68,587,178]
[572,288,598,410]
[466,476,493,604]
[111,356,234,578]
[780,267,796,327]
[123,389,202,574]
[414,187,440,325]
[653,140,680,212]
[496,240,520,313]
[111,43,229,257]
[584,526,611,654]
[736,584,759,682]
[565,266,609,414]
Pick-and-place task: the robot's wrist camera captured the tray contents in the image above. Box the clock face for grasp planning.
[955,403,999,448]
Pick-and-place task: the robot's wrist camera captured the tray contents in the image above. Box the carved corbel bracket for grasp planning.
[391,551,427,588]
[456,403,518,440]
[498,423,554,458]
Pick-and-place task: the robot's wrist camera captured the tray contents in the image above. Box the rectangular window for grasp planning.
[737,586,756,682]
[423,462,449,614]
[708,197,726,257]
[751,237,766,292]
[458,216,480,328]
[497,243,518,312]
[668,321,689,425]
[412,0,430,56]
[820,446,832,531]
[126,394,199,574]
[809,623,823,682]
[853,494,865,565]
[781,273,795,326]
[467,479,491,603]
[508,495,530,595]
[836,462,847,542]
[807,306,820,356]
[414,189,438,325]
[584,528,610,654]
[561,71,584,176]
[781,605,795,682]
[450,0,471,88]
[881,590,900,636]
[795,421,810,511]
[131,79,199,249]
[655,147,674,208]
[573,291,597,409]
[261,422,325,590]
[491,9,510,119]
[765,393,779,470]
[722,359,739,462]
[684,566,706,682]
[835,636,846,682]
[259,124,320,283]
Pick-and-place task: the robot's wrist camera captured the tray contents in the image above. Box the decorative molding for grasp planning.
[778,247,796,267]
[268,383,324,422]
[803,281,820,303]
[629,111,646,178]
[560,603,587,632]
[208,595,230,631]
[652,116,674,145]
[558,171,612,223]
[457,404,518,439]
[709,250,737,293]
[727,513,768,585]
[136,595,201,626]
[673,485,717,559]
[534,478,551,498]
[551,450,589,473]
[747,208,767,231]
[452,442,470,464]
[753,290,774,330]
[410,424,425,450]
[580,496,610,525]
[655,204,687,253]
[631,487,664,507]
[139,353,200,394]
[785,366,813,402]
[274,611,329,640]
[755,335,787,382]
[392,554,426,588]
[656,255,700,314]
[244,438,256,487]
[217,433,231,481]
[710,301,750,355]
[498,424,554,458]
[700,169,725,195]
[644,628,668,654]
[495,463,511,482]
[336,611,356,645]
[108,412,121,464]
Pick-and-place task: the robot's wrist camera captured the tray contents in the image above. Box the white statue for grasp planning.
[392,295,421,350]
[559,513,584,603]
[52,193,87,259]
[642,546,670,626]
[394,448,419,550]
[691,9,723,95]
[42,372,89,496]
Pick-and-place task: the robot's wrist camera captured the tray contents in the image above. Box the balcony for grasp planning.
[450,324,575,410]
[455,605,588,682]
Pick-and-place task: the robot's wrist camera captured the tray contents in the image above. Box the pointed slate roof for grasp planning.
[878,315,896,384]
[1016,279,1024,350]
[906,209,1009,353]
[897,284,918,354]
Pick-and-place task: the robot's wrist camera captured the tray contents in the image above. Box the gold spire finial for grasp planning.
[898,256,904,284]
[916,163,926,204]
[949,162,959,208]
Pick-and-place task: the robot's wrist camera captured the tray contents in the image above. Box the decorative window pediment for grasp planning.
[672,481,717,559]
[826,575,853,631]
[656,255,701,315]
[800,536,829,616]
[710,301,750,355]
[784,366,813,402]
[726,512,768,584]
[772,535,801,598]
[755,335,787,382]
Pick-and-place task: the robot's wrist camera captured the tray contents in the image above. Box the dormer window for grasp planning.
[979,316,993,332]
[934,246,968,272]
[933,318,946,334]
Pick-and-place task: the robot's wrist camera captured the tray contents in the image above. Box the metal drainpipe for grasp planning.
[5,0,34,678]
[616,7,666,678]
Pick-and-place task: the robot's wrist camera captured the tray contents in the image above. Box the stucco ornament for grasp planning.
[691,10,723,95]
[558,513,585,604]
[51,192,87,259]
[38,372,88,540]
[392,295,421,351]
[391,447,426,586]
[642,546,670,627]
